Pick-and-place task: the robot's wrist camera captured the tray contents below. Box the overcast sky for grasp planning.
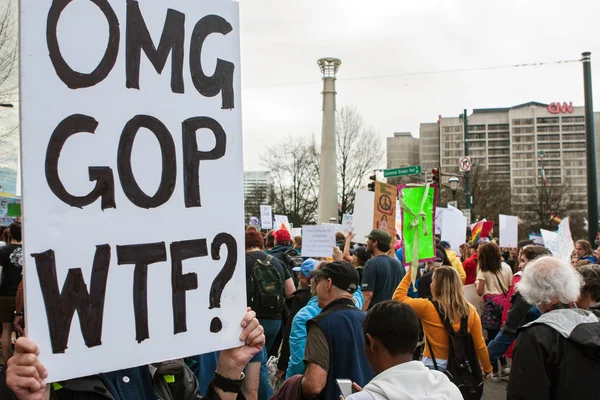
[239,0,600,171]
[2,0,600,174]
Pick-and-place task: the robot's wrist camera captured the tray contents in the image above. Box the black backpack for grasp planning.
[247,255,286,318]
[427,301,484,400]
[283,248,304,271]
[282,248,304,286]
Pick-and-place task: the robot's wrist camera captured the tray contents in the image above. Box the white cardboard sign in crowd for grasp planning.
[352,190,375,245]
[260,205,273,230]
[440,206,467,255]
[302,225,337,258]
[499,215,519,248]
[21,0,245,382]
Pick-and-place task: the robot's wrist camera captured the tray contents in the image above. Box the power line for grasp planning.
[243,58,581,90]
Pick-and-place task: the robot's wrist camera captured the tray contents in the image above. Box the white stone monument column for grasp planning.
[317,58,341,223]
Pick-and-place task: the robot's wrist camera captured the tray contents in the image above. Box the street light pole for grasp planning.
[449,176,459,202]
[463,110,472,223]
[582,52,599,247]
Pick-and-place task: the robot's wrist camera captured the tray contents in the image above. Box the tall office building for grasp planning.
[387,132,420,168]
[419,122,440,175]
[243,171,270,198]
[386,132,420,183]
[431,101,600,216]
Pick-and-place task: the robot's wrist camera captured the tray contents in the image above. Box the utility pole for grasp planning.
[582,52,599,246]
[463,109,472,223]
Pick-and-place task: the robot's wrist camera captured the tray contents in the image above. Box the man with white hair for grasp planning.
[507,256,600,399]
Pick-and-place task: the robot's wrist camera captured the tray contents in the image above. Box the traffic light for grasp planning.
[368,174,376,192]
[432,168,440,184]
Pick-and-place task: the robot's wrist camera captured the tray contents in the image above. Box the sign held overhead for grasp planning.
[21,0,245,382]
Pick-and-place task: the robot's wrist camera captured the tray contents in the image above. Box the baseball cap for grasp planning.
[275,229,291,243]
[309,261,359,293]
[293,258,318,278]
[365,229,392,244]
[439,241,451,249]
[350,247,371,264]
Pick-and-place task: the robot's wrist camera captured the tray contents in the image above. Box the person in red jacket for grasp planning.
[462,242,479,285]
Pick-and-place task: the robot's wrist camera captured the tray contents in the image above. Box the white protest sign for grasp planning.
[301,225,336,257]
[499,215,519,248]
[353,190,375,244]
[435,207,446,235]
[322,222,343,232]
[541,229,560,257]
[557,217,575,263]
[342,214,354,235]
[260,205,273,230]
[21,0,244,382]
[274,214,291,233]
[291,228,302,238]
[528,233,544,246]
[441,210,467,255]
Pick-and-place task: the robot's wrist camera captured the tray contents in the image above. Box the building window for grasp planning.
[536,117,560,124]
[488,124,510,131]
[563,133,585,141]
[537,125,560,133]
[562,124,585,132]
[513,169,534,177]
[562,142,585,149]
[544,151,560,158]
[513,126,534,134]
[488,132,510,140]
[513,178,535,186]
[489,157,510,164]
[489,148,510,156]
[563,159,585,168]
[442,126,462,133]
[512,118,534,126]
[488,140,510,148]
[468,125,486,131]
[562,116,585,123]
[513,152,533,160]
[513,144,534,152]
[542,160,561,167]
[537,134,560,142]
[513,135,534,143]
[538,142,561,150]
[513,161,534,169]
[470,132,486,140]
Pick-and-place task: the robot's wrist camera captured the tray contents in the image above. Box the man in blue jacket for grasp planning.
[301,261,374,399]
[285,265,363,378]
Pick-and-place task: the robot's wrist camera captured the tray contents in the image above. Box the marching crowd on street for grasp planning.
[0,221,599,399]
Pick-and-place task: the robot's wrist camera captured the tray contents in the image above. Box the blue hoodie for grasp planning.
[285,287,364,378]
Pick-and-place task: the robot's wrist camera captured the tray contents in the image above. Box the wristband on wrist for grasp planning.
[212,371,245,393]
[14,311,23,316]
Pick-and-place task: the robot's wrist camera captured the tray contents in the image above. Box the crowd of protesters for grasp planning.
[0,222,599,400]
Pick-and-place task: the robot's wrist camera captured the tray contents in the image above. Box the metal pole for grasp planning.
[463,109,472,223]
[582,52,599,246]
[452,190,457,202]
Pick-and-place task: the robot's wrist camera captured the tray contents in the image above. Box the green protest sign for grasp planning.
[7,203,21,217]
[398,184,436,284]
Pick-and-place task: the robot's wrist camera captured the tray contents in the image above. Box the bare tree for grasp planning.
[470,166,512,225]
[0,0,19,169]
[521,182,574,232]
[263,135,320,226]
[336,106,383,217]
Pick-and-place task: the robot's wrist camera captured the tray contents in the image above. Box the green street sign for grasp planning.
[383,165,422,178]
